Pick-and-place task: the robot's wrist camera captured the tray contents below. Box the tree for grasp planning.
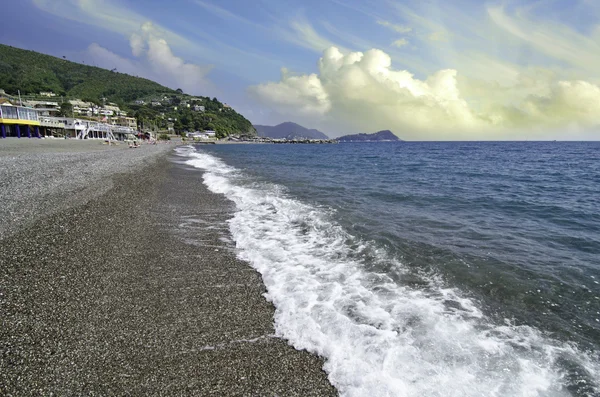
[176,88,183,94]
[59,102,72,117]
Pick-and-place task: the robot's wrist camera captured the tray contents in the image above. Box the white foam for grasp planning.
[183,147,600,397]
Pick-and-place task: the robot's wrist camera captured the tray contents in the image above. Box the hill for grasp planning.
[254,122,329,140]
[337,130,401,142]
[0,44,254,136]
[0,44,173,103]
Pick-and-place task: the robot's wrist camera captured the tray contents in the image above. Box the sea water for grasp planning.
[177,142,600,397]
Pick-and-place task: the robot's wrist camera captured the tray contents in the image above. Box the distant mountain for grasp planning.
[254,122,329,140]
[337,130,401,142]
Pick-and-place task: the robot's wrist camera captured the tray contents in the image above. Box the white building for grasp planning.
[187,130,216,140]
[193,105,205,112]
[104,104,121,114]
[24,100,60,116]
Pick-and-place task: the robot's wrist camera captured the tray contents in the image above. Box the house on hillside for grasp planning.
[0,89,13,100]
[151,101,162,107]
[69,99,94,116]
[24,100,60,116]
[134,99,145,105]
[39,91,57,97]
[103,104,121,115]
[193,105,205,112]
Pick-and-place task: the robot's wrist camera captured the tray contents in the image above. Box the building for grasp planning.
[151,101,162,107]
[193,105,205,112]
[39,91,57,97]
[134,99,145,105]
[104,104,121,114]
[0,100,42,138]
[24,100,60,117]
[0,89,13,100]
[186,130,216,140]
[69,99,94,116]
[110,116,137,129]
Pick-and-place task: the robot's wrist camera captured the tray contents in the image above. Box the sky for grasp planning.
[2,0,600,140]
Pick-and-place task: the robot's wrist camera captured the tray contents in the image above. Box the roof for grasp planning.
[0,98,14,105]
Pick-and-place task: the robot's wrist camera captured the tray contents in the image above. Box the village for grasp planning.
[0,89,218,142]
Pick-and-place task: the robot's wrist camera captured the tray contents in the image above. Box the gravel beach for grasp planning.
[0,140,336,396]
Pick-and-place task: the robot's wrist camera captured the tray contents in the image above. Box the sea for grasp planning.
[176,141,600,397]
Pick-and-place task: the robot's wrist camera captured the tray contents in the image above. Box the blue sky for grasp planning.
[2,0,600,140]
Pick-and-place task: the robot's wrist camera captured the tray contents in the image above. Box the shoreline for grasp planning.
[0,144,336,395]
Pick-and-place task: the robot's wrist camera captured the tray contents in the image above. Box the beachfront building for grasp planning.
[0,100,42,138]
[186,130,216,140]
[110,116,137,129]
[37,116,67,137]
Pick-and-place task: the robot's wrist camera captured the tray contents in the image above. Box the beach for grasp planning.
[0,140,336,396]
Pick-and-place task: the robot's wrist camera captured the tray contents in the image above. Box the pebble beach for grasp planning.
[0,139,336,396]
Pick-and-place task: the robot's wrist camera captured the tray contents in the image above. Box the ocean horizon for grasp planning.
[179,141,600,396]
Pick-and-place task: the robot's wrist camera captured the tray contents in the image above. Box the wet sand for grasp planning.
[0,141,336,395]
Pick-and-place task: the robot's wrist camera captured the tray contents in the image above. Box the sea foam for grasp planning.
[178,146,599,397]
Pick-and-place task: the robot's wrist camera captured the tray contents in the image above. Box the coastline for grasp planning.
[0,142,336,395]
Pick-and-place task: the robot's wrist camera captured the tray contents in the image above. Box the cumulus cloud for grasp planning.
[87,43,139,76]
[249,46,600,139]
[87,22,213,95]
[250,68,331,117]
[130,22,213,90]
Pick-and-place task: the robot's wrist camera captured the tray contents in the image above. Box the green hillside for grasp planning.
[0,44,255,136]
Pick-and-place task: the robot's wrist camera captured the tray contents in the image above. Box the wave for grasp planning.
[177,146,600,397]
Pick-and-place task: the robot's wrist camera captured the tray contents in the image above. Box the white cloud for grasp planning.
[392,38,409,48]
[32,0,276,82]
[87,23,213,95]
[32,0,193,49]
[428,31,448,42]
[250,46,600,140]
[377,20,412,34]
[487,5,600,75]
[278,17,348,53]
[87,43,139,75]
[249,68,331,117]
